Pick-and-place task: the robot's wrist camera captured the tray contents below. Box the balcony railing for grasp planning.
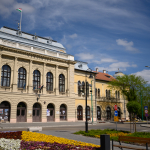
[96,97,120,101]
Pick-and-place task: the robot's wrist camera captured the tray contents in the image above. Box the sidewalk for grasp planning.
[39,130,147,150]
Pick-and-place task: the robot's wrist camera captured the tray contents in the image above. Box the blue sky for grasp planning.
[0,0,150,82]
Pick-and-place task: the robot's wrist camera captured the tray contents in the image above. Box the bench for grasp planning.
[112,136,150,150]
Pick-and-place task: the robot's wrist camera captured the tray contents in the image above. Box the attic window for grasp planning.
[16,30,22,36]
[33,33,38,41]
[78,64,82,68]
[106,75,110,78]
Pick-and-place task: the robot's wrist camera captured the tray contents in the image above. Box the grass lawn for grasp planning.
[74,129,150,141]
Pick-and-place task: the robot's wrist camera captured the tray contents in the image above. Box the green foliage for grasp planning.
[126,101,141,114]
[74,129,150,142]
[109,74,150,105]
[128,132,150,138]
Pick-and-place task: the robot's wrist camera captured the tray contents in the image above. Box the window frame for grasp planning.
[59,74,65,92]
[46,72,53,91]
[18,67,26,88]
[1,65,11,87]
[33,70,41,90]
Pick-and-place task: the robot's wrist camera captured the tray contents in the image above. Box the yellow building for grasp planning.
[74,63,128,122]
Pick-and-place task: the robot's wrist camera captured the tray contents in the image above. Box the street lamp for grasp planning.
[79,70,93,133]
[85,73,93,133]
[89,80,93,124]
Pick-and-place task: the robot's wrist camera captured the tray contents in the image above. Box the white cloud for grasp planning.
[101,58,118,63]
[76,53,94,60]
[69,33,78,39]
[133,69,150,84]
[95,62,137,72]
[116,39,139,53]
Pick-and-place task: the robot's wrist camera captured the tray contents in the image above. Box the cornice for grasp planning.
[0,44,76,65]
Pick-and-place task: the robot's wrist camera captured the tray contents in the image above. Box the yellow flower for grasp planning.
[21,131,100,148]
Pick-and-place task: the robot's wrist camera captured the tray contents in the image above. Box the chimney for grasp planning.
[96,68,99,72]
[103,70,106,73]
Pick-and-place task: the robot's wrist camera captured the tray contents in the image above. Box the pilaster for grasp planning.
[67,65,70,96]
[55,65,59,95]
[28,60,32,93]
[12,57,17,92]
[42,63,46,94]
[0,54,1,86]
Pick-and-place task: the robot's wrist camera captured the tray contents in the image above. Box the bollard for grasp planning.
[100,134,110,150]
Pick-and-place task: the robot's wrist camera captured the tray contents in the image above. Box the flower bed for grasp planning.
[0,131,100,150]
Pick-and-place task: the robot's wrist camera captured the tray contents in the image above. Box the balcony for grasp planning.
[96,97,120,102]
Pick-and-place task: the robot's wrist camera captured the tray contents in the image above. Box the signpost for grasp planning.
[114,105,118,130]
[114,105,118,111]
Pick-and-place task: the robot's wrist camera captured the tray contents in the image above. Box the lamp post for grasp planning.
[90,80,93,124]
[85,71,93,133]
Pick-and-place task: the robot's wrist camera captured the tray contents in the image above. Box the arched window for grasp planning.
[106,89,108,98]
[60,104,67,120]
[95,88,97,98]
[108,90,110,98]
[115,91,117,98]
[46,72,53,91]
[118,91,120,99]
[33,70,40,90]
[18,67,26,88]
[98,89,100,98]
[86,82,89,96]
[1,65,11,87]
[82,82,85,95]
[106,106,111,120]
[78,81,81,96]
[59,74,65,92]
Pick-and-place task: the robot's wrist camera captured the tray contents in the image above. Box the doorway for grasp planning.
[47,103,55,121]
[97,106,101,120]
[77,105,83,120]
[17,102,26,122]
[32,103,41,122]
[0,101,10,122]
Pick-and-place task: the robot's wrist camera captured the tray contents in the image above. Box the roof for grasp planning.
[94,71,116,82]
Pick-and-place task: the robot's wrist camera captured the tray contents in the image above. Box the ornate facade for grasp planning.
[0,26,128,123]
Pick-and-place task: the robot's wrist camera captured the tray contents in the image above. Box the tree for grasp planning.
[108,74,148,102]
[126,101,141,114]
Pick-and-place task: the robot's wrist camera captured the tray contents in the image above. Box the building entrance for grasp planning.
[17,102,26,122]
[77,105,83,120]
[33,103,41,122]
[47,103,55,121]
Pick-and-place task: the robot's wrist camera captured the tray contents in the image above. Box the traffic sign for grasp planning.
[145,110,148,114]
[145,113,149,117]
[114,111,118,116]
[114,105,118,111]
[144,106,148,110]
[114,116,119,122]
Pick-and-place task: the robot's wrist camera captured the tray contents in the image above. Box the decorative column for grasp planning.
[67,65,70,96]
[12,57,17,92]
[42,63,46,94]
[0,54,1,86]
[28,60,32,93]
[55,65,59,95]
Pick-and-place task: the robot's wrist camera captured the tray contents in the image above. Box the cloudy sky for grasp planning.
[0,0,150,82]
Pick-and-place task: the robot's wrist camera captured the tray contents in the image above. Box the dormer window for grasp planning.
[106,75,110,78]
[78,64,82,68]
[33,33,38,41]
[16,30,22,36]
[47,37,52,44]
